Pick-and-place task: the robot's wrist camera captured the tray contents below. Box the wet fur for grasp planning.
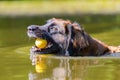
[27,18,120,56]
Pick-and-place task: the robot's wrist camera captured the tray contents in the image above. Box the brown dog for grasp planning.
[27,18,120,56]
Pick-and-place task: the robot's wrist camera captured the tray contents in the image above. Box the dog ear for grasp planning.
[72,22,89,49]
[72,22,84,31]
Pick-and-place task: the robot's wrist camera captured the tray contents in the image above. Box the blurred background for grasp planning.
[0,0,120,80]
[0,0,120,46]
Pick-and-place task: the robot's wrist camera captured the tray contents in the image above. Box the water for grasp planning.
[0,15,120,80]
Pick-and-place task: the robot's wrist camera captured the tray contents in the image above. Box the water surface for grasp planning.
[0,15,120,80]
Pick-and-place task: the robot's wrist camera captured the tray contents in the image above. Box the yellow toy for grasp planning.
[35,38,47,48]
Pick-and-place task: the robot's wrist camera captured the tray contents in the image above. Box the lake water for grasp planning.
[0,15,120,80]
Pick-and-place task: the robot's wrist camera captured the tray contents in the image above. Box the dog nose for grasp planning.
[27,25,39,31]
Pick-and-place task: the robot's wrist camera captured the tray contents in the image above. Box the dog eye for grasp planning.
[50,23,56,26]
[49,27,54,29]
[48,26,58,33]
[50,26,58,30]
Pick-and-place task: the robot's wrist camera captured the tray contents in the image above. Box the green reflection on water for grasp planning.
[29,56,120,80]
[0,15,120,80]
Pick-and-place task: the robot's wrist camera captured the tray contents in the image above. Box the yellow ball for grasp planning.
[35,38,47,48]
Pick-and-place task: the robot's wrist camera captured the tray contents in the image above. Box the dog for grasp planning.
[27,18,120,56]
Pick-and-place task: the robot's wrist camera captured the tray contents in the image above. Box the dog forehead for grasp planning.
[48,18,71,26]
[47,19,65,28]
[47,18,64,24]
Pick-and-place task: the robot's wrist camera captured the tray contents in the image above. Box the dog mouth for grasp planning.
[28,32,57,51]
[28,31,54,49]
[27,27,61,54]
[46,42,53,48]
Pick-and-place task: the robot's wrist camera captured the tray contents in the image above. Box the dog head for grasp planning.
[27,18,89,56]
